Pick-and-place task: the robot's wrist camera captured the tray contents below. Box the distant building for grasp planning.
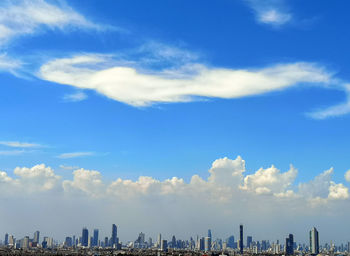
[65,237,72,247]
[247,236,252,248]
[208,229,212,240]
[93,229,99,247]
[285,234,294,255]
[111,224,118,247]
[82,227,89,247]
[157,233,161,248]
[33,231,40,244]
[204,237,211,251]
[4,233,8,245]
[310,227,319,254]
[239,224,244,254]
[161,239,167,252]
[104,237,109,247]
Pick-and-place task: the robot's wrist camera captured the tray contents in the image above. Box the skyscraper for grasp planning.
[93,229,99,247]
[111,224,118,247]
[285,234,294,256]
[205,237,211,251]
[4,233,8,245]
[239,224,244,254]
[82,227,89,247]
[33,231,40,244]
[157,233,162,248]
[310,227,319,255]
[208,229,212,240]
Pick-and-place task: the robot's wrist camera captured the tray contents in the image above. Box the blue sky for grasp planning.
[1,0,350,242]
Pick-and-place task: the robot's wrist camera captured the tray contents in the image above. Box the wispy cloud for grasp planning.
[38,54,332,107]
[59,165,80,170]
[0,150,26,156]
[63,91,88,102]
[244,0,292,26]
[57,152,94,159]
[0,141,42,148]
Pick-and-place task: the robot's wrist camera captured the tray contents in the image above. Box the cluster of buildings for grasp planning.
[1,224,350,255]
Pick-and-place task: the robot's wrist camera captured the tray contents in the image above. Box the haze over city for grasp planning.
[0,0,350,253]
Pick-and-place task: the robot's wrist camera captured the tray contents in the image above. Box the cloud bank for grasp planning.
[0,156,349,242]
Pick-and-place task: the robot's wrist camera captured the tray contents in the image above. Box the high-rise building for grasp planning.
[4,233,8,245]
[161,240,167,252]
[111,224,118,247]
[22,236,29,249]
[157,233,162,248]
[65,237,72,247]
[104,237,109,247]
[247,236,252,248]
[285,234,294,256]
[227,235,235,248]
[93,229,99,247]
[33,231,40,244]
[82,227,89,247]
[208,229,212,240]
[8,235,14,246]
[205,237,211,251]
[310,227,319,255]
[239,224,244,254]
[171,235,176,248]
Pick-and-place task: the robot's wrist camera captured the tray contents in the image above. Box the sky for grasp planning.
[0,0,350,245]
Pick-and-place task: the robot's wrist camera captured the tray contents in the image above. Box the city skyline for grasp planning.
[0,0,350,247]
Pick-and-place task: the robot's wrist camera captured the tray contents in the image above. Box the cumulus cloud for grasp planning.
[57,152,94,159]
[244,0,292,26]
[241,165,297,195]
[345,169,350,182]
[38,54,332,107]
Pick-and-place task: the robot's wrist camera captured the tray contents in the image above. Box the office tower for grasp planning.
[72,235,76,247]
[33,231,40,244]
[172,235,176,248]
[65,237,72,247]
[262,240,267,251]
[199,237,205,251]
[310,227,319,254]
[111,224,118,247]
[285,234,294,255]
[148,237,152,248]
[82,227,89,247]
[227,235,235,248]
[161,240,168,252]
[205,237,211,251]
[239,224,244,254]
[247,236,252,248]
[157,233,162,248]
[8,235,14,246]
[22,236,29,249]
[104,237,109,247]
[208,229,212,240]
[93,229,99,247]
[4,233,8,245]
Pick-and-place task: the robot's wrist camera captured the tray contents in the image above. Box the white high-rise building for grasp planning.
[310,227,319,255]
[157,233,161,248]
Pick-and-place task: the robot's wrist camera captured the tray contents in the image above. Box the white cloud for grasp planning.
[307,85,350,119]
[0,150,26,156]
[57,152,94,159]
[63,91,88,102]
[244,0,292,26]
[345,169,350,182]
[241,165,297,195]
[328,182,349,200]
[0,156,349,241]
[59,165,79,170]
[0,0,104,45]
[38,54,332,107]
[0,141,42,148]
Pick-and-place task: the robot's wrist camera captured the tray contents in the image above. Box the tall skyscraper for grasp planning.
[285,234,294,255]
[208,229,212,240]
[4,233,8,245]
[239,224,244,254]
[310,227,319,255]
[157,233,162,248]
[93,229,99,247]
[82,227,89,247]
[161,240,168,252]
[205,237,211,251]
[33,231,40,244]
[111,224,118,247]
[104,237,109,247]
